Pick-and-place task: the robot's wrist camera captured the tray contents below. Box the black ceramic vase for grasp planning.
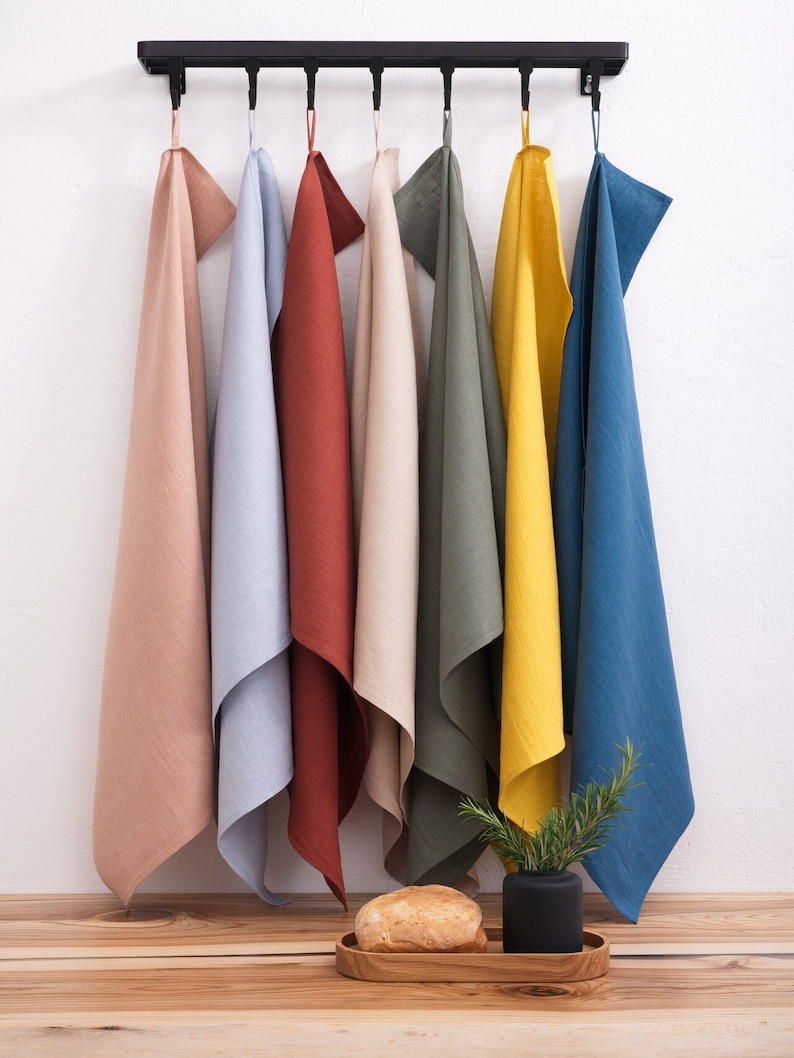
[502,869,584,953]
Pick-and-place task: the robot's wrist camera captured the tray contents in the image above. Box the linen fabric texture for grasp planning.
[271,146,367,909]
[93,115,236,905]
[395,116,507,888]
[351,147,423,881]
[491,115,571,834]
[210,146,292,904]
[553,153,695,922]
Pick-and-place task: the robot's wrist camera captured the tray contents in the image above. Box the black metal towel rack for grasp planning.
[137,41,629,114]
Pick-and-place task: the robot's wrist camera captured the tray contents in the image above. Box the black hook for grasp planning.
[440,58,454,111]
[519,58,533,112]
[370,58,384,111]
[246,60,260,110]
[305,58,319,111]
[581,58,604,112]
[168,57,185,111]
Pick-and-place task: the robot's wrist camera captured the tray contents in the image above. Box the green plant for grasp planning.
[458,739,643,872]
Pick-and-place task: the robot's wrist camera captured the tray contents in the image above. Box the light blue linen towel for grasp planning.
[211,147,292,903]
[553,154,694,922]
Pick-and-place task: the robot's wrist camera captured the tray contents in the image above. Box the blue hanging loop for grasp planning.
[440,58,454,112]
[581,59,604,151]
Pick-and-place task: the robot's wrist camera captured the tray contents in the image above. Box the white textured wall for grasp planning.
[1,0,792,900]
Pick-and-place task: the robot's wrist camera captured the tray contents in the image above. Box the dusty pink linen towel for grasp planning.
[93,114,236,905]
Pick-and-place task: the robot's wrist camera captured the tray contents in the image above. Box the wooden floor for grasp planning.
[0,892,792,1056]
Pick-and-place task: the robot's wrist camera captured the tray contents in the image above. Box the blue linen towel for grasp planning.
[211,147,293,903]
[553,153,694,922]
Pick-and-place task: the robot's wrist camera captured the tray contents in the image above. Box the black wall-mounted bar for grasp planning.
[137,41,629,111]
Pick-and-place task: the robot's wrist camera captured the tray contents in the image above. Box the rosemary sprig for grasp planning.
[459,739,643,871]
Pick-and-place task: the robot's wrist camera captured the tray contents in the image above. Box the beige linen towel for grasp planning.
[93,113,236,905]
[351,147,423,880]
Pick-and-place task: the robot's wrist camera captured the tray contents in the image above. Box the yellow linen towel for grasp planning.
[491,114,572,831]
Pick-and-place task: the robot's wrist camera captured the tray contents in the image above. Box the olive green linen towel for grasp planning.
[395,117,506,887]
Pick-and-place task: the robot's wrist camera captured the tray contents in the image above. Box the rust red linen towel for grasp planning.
[272,140,366,908]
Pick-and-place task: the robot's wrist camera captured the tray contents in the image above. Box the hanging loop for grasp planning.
[581,58,604,113]
[520,107,530,147]
[370,58,384,111]
[246,60,260,110]
[168,58,185,111]
[306,105,317,151]
[305,58,319,111]
[440,58,454,112]
[519,58,533,112]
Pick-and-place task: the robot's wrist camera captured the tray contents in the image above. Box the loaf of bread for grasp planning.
[354,885,488,953]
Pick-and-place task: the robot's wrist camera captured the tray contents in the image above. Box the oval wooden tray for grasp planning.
[335,928,609,983]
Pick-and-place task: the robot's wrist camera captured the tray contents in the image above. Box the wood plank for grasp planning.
[1,954,792,1013]
[1,893,792,958]
[1,1013,792,1058]
[1,957,792,1058]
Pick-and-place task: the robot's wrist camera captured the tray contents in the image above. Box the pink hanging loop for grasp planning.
[171,107,181,148]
